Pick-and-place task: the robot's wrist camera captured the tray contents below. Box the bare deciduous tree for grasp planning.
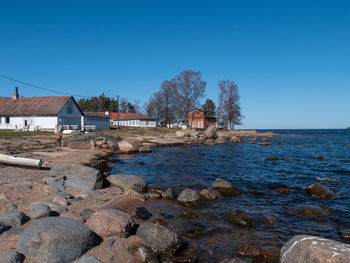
[174,70,206,122]
[217,80,242,129]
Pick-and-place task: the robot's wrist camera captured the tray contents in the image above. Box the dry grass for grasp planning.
[99,126,179,137]
[0,129,52,138]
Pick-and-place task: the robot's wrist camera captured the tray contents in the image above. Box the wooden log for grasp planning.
[0,154,43,169]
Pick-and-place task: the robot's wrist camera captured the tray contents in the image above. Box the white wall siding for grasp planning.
[111,119,156,127]
[0,116,57,130]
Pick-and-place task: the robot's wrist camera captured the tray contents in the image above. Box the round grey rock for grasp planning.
[212,178,240,195]
[0,250,25,263]
[108,174,148,192]
[28,203,51,219]
[177,188,202,206]
[17,217,98,263]
[136,222,184,256]
[76,256,103,263]
[0,212,28,227]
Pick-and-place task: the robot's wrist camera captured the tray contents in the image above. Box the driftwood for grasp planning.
[0,154,43,169]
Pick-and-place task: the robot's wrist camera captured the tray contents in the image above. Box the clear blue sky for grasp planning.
[0,0,349,129]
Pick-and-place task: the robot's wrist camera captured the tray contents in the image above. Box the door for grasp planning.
[198,121,203,128]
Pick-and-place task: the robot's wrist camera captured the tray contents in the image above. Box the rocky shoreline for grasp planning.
[0,128,349,262]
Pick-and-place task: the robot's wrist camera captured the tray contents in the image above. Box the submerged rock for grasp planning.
[132,207,152,220]
[199,188,221,200]
[17,217,98,263]
[338,229,350,240]
[237,243,267,262]
[280,235,350,263]
[136,222,184,256]
[225,210,255,227]
[85,208,135,238]
[305,182,335,199]
[108,174,148,193]
[139,146,152,153]
[212,178,240,195]
[219,257,252,263]
[136,247,159,263]
[286,205,329,217]
[162,188,175,200]
[177,188,202,206]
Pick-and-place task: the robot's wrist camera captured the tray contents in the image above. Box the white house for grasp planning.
[0,88,109,131]
[108,112,156,127]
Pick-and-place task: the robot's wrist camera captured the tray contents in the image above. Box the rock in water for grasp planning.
[305,182,335,199]
[118,141,138,153]
[205,127,217,139]
[0,212,28,227]
[136,222,184,256]
[136,247,159,263]
[219,258,252,263]
[162,188,174,200]
[132,207,152,219]
[85,208,135,238]
[49,165,104,191]
[138,146,152,153]
[17,217,98,263]
[280,235,350,263]
[108,174,148,192]
[177,188,202,206]
[199,188,221,200]
[0,250,25,263]
[212,178,240,195]
[225,210,255,227]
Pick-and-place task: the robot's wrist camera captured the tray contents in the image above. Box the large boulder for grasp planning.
[0,250,25,263]
[136,222,184,256]
[108,174,148,192]
[0,212,28,227]
[118,141,138,153]
[280,235,350,263]
[205,127,217,139]
[212,178,240,195]
[85,208,135,238]
[49,165,104,191]
[17,217,98,263]
[305,183,335,199]
[177,188,202,206]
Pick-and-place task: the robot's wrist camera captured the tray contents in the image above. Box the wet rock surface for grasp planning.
[280,235,350,263]
[17,217,98,263]
[177,188,202,206]
[136,222,184,256]
[211,178,240,195]
[108,174,148,192]
[305,182,335,199]
[225,210,255,227]
[76,256,103,263]
[132,206,152,219]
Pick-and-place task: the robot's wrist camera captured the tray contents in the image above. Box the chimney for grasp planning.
[12,87,19,100]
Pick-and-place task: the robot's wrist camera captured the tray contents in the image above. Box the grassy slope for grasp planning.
[0,129,53,138]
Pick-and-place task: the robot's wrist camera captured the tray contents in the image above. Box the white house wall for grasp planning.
[84,117,110,130]
[0,116,57,130]
[111,120,156,127]
[57,98,82,128]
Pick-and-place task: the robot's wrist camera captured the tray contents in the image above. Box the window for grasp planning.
[0,117,1,124]
[6,117,10,124]
[67,101,73,114]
